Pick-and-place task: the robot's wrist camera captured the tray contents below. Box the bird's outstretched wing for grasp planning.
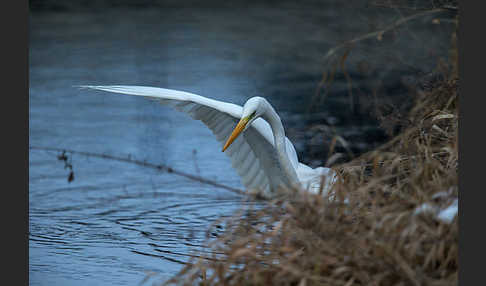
[80,85,299,197]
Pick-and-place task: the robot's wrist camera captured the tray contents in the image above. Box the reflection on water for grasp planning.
[29,1,454,285]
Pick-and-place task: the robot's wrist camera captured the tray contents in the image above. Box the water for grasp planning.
[29,2,454,285]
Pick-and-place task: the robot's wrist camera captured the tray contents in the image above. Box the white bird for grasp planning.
[81,85,336,198]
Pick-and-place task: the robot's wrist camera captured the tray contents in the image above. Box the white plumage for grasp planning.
[81,85,336,198]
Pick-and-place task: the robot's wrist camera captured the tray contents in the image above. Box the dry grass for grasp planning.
[163,72,458,285]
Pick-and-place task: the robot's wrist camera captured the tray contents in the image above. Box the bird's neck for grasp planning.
[262,102,300,190]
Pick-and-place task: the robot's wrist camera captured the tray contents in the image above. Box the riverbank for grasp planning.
[166,17,459,286]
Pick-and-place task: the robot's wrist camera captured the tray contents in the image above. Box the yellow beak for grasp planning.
[222,117,249,152]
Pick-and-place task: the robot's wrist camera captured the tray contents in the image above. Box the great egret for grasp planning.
[81,86,336,198]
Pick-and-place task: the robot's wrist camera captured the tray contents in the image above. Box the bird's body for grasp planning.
[82,86,336,198]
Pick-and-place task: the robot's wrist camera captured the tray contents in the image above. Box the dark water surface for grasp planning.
[29,1,454,285]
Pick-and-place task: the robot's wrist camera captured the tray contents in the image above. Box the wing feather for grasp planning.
[247,169,262,189]
[200,109,219,123]
[241,159,260,187]
[238,152,255,175]
[252,172,266,190]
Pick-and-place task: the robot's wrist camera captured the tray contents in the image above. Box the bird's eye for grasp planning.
[249,111,256,119]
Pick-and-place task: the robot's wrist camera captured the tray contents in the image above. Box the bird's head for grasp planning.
[222,97,266,152]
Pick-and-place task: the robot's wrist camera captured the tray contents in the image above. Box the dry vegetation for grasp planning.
[164,4,459,286]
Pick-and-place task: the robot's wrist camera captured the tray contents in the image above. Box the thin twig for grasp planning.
[322,8,446,64]
[30,146,245,196]
[313,8,447,110]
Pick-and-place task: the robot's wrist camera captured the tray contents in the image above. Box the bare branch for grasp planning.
[30,145,245,196]
[322,8,446,64]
